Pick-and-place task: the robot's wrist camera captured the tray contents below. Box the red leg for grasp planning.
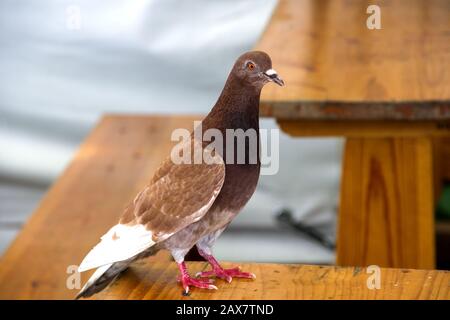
[196,249,256,283]
[177,261,217,294]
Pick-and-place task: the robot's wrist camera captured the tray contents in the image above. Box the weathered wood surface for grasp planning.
[0,115,200,299]
[94,254,450,300]
[257,0,450,120]
[277,120,450,137]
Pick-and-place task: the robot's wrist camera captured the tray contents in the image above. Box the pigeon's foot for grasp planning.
[196,249,256,283]
[178,275,217,294]
[177,262,218,294]
[196,266,256,283]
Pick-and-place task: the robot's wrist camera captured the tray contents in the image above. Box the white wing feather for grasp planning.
[78,224,155,272]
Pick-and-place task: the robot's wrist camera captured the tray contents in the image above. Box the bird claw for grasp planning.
[179,274,218,294]
[196,266,256,282]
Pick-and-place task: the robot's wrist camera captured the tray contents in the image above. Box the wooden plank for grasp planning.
[0,115,201,299]
[256,0,450,119]
[94,255,450,300]
[277,119,450,138]
[337,137,435,269]
[261,102,450,120]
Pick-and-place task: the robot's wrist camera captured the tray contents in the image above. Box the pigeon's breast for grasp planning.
[214,162,260,213]
[162,162,260,251]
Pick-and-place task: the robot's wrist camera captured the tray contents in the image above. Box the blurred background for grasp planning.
[0,0,343,263]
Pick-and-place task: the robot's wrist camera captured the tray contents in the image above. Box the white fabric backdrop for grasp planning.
[0,0,342,262]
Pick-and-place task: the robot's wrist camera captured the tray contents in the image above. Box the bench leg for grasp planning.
[337,137,435,269]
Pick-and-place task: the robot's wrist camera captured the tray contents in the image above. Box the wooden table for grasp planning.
[0,115,448,300]
[256,0,450,270]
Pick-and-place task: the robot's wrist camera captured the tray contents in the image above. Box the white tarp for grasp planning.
[0,0,341,262]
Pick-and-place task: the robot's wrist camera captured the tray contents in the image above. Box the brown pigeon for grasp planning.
[76,51,284,298]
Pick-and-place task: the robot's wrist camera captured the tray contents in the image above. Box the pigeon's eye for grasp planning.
[247,62,255,70]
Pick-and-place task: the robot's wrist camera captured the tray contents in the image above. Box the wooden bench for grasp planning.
[95,253,450,300]
[0,115,195,299]
[0,115,448,300]
[256,0,450,270]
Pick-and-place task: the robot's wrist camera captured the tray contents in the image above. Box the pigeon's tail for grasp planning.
[75,261,129,299]
[76,246,159,299]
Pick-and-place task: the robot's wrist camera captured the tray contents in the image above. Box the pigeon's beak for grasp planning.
[264,69,284,86]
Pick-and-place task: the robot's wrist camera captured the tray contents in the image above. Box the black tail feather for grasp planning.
[75,262,129,299]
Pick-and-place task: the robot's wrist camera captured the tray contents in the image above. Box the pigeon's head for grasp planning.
[233,51,284,89]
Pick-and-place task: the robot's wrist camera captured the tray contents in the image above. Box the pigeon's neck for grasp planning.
[203,76,261,132]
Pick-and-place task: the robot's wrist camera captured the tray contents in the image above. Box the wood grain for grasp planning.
[257,0,450,119]
[94,253,450,300]
[261,102,450,120]
[277,119,450,138]
[0,115,201,299]
[337,137,435,269]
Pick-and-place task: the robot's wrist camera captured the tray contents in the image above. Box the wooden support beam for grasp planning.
[337,137,435,269]
[277,120,450,138]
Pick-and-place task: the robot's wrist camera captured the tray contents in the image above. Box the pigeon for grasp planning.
[76,51,284,298]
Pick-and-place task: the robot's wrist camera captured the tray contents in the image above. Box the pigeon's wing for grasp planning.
[78,140,225,272]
